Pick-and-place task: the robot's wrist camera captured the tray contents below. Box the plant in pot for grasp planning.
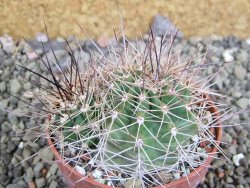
[23,30,224,188]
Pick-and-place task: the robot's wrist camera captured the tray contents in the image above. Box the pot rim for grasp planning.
[46,95,223,188]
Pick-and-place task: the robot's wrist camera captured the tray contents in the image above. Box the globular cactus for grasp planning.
[31,31,221,187]
[97,65,198,171]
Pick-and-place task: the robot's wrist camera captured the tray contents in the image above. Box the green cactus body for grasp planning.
[57,94,100,148]
[57,65,198,172]
[102,67,198,171]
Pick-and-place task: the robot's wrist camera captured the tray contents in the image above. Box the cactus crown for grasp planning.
[29,32,222,187]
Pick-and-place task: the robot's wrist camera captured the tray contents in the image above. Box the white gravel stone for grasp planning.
[107,181,112,186]
[233,153,245,166]
[92,169,103,179]
[75,165,86,176]
[173,172,181,179]
[23,91,34,99]
[0,35,14,54]
[246,38,250,45]
[223,50,234,62]
[18,142,24,149]
[36,33,48,42]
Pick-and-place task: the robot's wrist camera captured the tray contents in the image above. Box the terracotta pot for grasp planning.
[46,96,222,188]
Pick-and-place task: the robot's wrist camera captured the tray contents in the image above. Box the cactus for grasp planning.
[27,31,222,187]
[57,63,198,170]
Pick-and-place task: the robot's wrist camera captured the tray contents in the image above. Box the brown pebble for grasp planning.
[218,171,225,179]
[41,168,48,177]
[199,141,206,148]
[232,139,237,145]
[28,181,36,188]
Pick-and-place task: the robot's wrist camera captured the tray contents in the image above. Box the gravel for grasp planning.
[0,36,66,187]
[151,14,184,38]
[236,98,249,109]
[234,65,247,80]
[0,31,249,188]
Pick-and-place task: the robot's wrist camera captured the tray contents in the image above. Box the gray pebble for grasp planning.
[246,140,250,149]
[214,71,229,89]
[21,161,29,169]
[18,121,25,130]
[8,96,19,106]
[24,167,34,182]
[0,163,5,174]
[0,35,14,54]
[41,49,69,72]
[237,176,247,185]
[226,176,234,183]
[151,14,183,38]
[27,141,39,148]
[82,40,105,54]
[246,79,250,91]
[0,174,9,186]
[0,48,5,58]
[34,162,44,174]
[0,99,9,109]
[225,62,234,73]
[0,82,6,92]
[3,58,14,67]
[236,50,248,63]
[1,67,10,78]
[11,156,18,166]
[48,163,58,176]
[39,148,54,162]
[16,179,27,187]
[7,112,18,125]
[73,50,90,69]
[1,122,11,134]
[22,148,31,160]
[32,156,41,165]
[23,82,32,90]
[240,129,248,137]
[6,184,19,188]
[7,141,16,152]
[236,98,249,109]
[10,79,22,93]
[234,65,247,80]
[207,172,215,187]
[46,175,57,183]
[189,37,202,45]
[232,91,242,98]
[49,181,58,188]
[11,136,21,143]
[35,177,46,188]
[228,145,237,155]
[224,184,236,188]
[14,153,23,161]
[222,133,233,144]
